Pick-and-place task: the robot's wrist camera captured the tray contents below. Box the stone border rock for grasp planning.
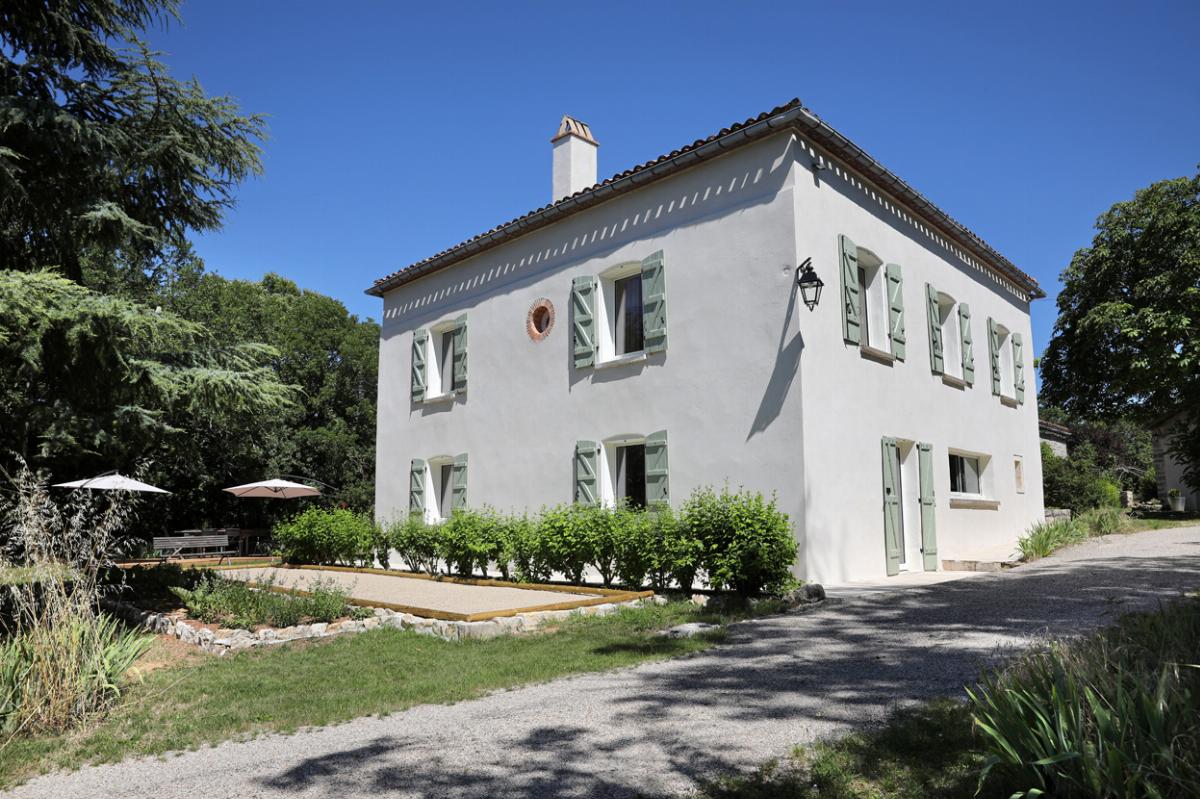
[102,597,637,656]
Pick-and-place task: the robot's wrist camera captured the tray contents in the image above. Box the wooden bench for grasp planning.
[152,534,236,563]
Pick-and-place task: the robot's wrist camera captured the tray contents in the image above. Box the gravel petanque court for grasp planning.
[222,566,601,618]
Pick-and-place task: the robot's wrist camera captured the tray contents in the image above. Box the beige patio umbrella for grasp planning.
[222,479,321,499]
[53,472,170,493]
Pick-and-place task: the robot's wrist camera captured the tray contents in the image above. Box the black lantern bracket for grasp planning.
[795,257,824,311]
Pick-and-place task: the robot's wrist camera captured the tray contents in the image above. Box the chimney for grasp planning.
[551,115,598,201]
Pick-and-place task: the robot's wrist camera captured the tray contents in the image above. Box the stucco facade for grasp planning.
[371,105,1045,583]
[1153,412,1199,512]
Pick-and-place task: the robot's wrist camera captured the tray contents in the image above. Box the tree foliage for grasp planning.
[0,0,264,281]
[1040,171,1200,489]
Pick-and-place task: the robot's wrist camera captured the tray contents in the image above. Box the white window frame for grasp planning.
[855,247,889,354]
[1014,454,1026,494]
[994,321,1015,400]
[937,292,963,381]
[595,261,646,367]
[598,434,646,507]
[948,448,993,500]
[421,454,456,523]
[423,319,459,402]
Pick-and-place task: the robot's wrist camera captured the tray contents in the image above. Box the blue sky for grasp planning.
[157,1,1198,359]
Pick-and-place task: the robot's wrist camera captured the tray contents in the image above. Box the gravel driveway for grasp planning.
[12,526,1200,799]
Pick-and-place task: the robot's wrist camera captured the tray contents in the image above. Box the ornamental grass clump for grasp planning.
[1017,517,1087,561]
[968,597,1200,798]
[0,465,151,738]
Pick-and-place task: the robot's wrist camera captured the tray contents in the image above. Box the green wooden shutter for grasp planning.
[574,440,598,506]
[451,453,468,511]
[839,235,861,345]
[918,442,938,572]
[881,438,902,577]
[926,285,944,374]
[644,430,669,506]
[959,303,975,387]
[641,251,667,354]
[411,329,428,402]
[409,458,426,515]
[987,318,1001,395]
[452,315,468,393]
[1013,332,1025,404]
[885,263,905,360]
[571,276,597,369]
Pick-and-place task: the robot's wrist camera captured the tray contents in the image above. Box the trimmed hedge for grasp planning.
[272,507,377,566]
[373,487,797,595]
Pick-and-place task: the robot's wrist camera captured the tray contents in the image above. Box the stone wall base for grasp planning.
[102,598,640,655]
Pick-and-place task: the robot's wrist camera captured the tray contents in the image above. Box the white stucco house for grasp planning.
[367,99,1047,583]
[1152,410,1199,512]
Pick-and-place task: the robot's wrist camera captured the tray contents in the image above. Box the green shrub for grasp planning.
[969,597,1200,798]
[644,505,703,592]
[272,507,375,566]
[1097,477,1121,508]
[1042,442,1124,514]
[537,503,593,584]
[507,513,550,583]
[389,514,440,574]
[613,507,654,589]
[681,487,797,596]
[438,508,494,577]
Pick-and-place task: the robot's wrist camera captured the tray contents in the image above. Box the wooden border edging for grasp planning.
[215,563,655,622]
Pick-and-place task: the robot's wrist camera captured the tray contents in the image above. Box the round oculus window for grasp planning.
[527,299,555,341]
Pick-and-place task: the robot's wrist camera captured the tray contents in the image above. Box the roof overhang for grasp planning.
[367,99,1043,300]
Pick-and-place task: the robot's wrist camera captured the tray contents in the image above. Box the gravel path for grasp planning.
[12,526,1200,799]
[223,567,596,615]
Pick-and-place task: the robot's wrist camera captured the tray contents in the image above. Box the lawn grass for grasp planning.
[0,599,750,787]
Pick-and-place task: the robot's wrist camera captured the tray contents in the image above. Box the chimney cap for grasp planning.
[551,114,598,145]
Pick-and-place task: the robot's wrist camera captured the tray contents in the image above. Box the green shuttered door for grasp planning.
[409,458,425,515]
[641,251,667,354]
[644,430,669,506]
[839,235,861,345]
[918,443,938,572]
[574,440,598,506]
[572,276,596,369]
[886,263,905,360]
[411,329,428,401]
[881,438,902,577]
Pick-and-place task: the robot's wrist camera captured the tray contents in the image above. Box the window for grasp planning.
[1014,456,1025,493]
[995,322,1014,397]
[613,274,644,355]
[949,453,982,495]
[614,443,647,508]
[855,249,888,352]
[411,316,466,402]
[938,293,961,379]
[595,262,646,363]
[572,251,666,370]
[409,454,466,522]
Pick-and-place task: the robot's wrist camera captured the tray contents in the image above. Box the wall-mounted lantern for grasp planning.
[795,257,824,312]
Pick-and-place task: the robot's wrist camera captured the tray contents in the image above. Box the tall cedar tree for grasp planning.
[1040,171,1200,489]
[0,0,264,281]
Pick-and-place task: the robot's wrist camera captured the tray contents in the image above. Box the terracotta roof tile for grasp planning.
[367,99,1043,299]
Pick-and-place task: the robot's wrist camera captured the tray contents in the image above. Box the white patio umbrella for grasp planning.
[53,472,170,493]
[222,479,320,499]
